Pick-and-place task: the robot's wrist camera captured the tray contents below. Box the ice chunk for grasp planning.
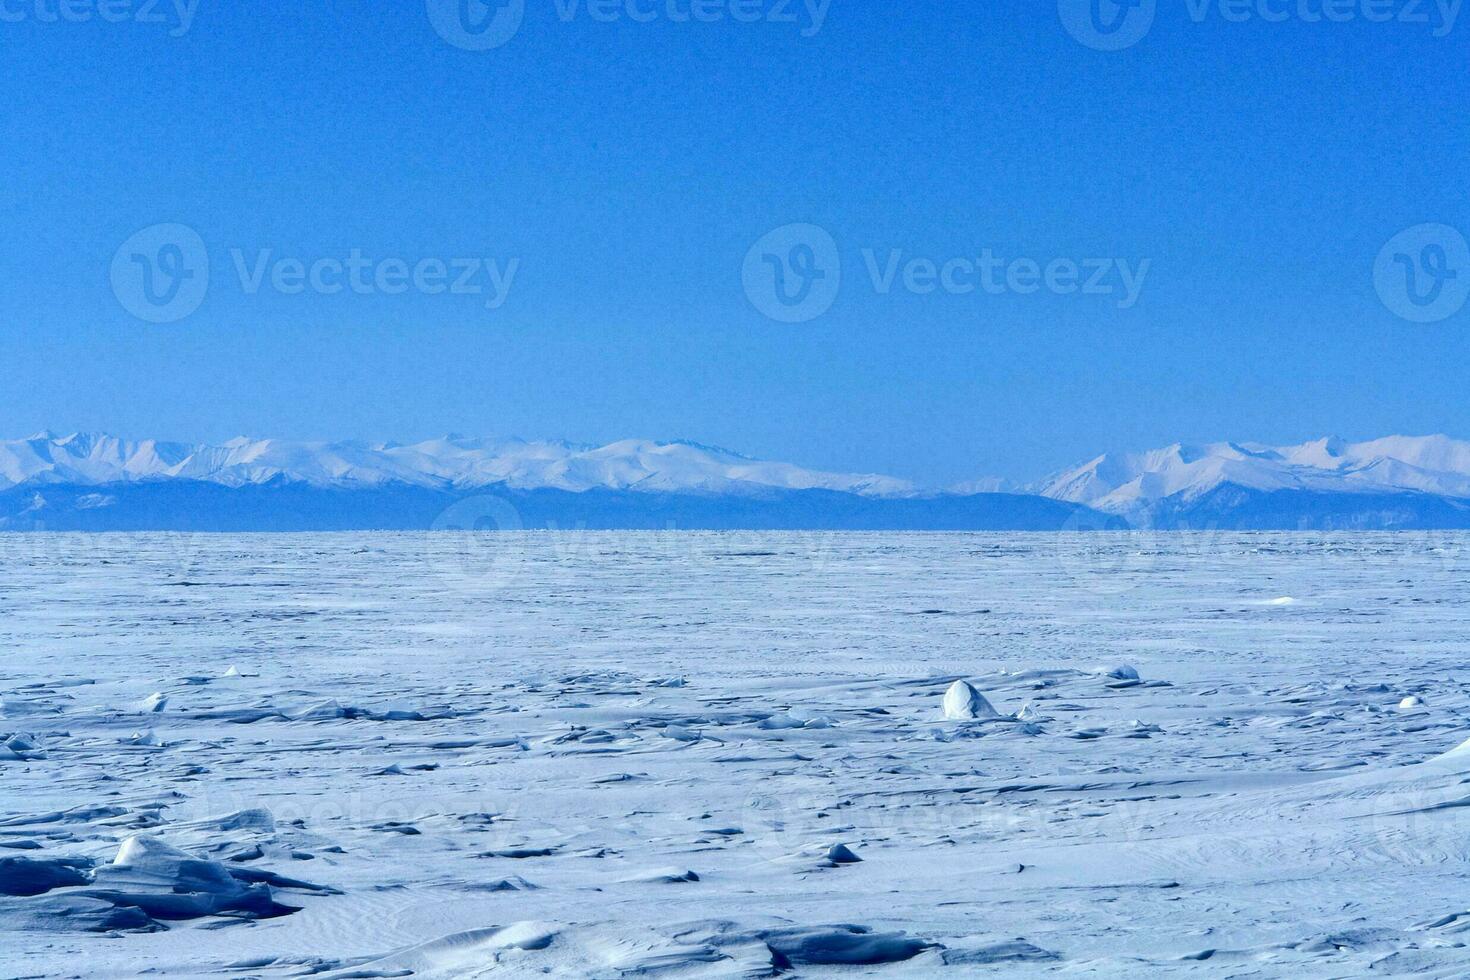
[0,856,92,896]
[73,835,333,925]
[89,836,299,921]
[0,893,154,933]
[724,924,932,967]
[2,733,47,761]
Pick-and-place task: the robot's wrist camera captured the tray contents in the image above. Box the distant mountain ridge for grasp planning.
[1040,435,1470,509]
[1038,435,1470,529]
[5,432,1470,531]
[5,432,1079,531]
[0,432,915,498]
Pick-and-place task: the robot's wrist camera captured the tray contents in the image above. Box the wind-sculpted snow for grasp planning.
[3,532,1470,977]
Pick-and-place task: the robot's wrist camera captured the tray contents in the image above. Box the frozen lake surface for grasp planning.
[3,532,1470,977]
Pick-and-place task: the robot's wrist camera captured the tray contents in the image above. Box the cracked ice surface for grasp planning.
[2,532,1470,977]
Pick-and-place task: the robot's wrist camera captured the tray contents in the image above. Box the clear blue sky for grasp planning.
[2,1,1467,484]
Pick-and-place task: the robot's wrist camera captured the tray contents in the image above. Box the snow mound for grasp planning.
[336,919,936,978]
[621,868,701,884]
[942,939,1060,965]
[323,922,729,978]
[1435,736,1470,761]
[942,681,1002,720]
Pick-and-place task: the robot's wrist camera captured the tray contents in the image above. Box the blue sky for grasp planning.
[2,1,1467,485]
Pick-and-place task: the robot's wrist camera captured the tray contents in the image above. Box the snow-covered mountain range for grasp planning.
[6,432,1470,530]
[0,432,914,498]
[0,432,1088,532]
[1040,435,1470,514]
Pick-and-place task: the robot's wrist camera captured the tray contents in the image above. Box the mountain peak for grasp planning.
[1041,435,1470,513]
